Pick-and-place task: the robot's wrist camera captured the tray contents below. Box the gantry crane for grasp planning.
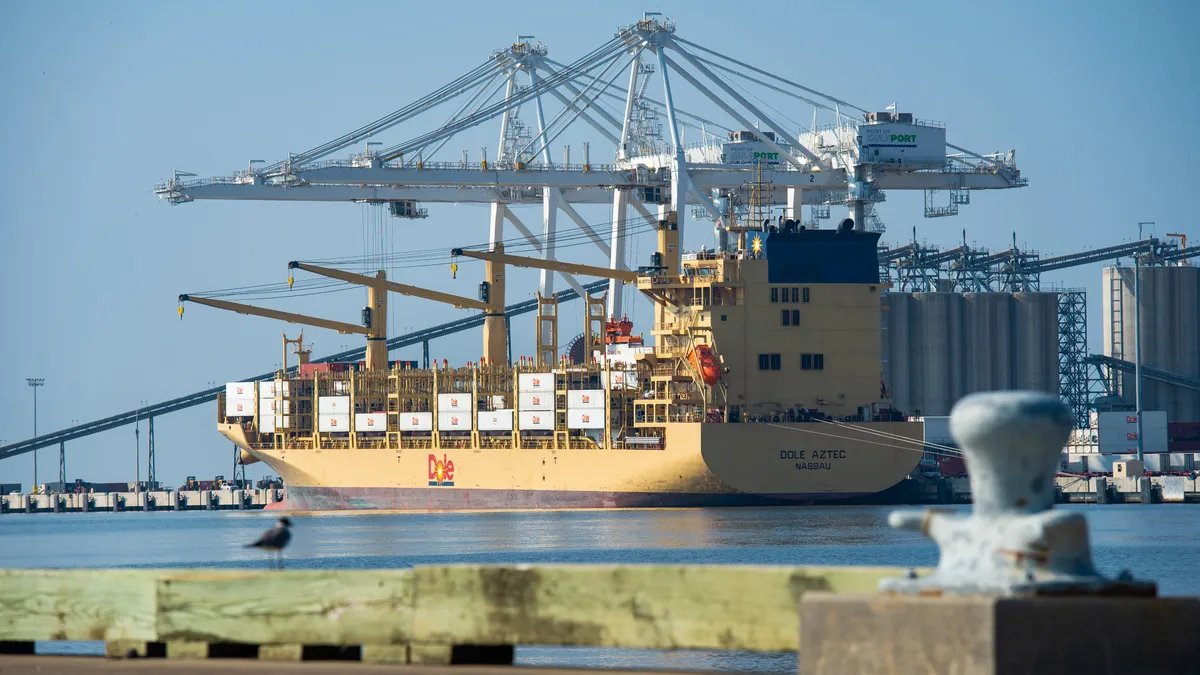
[178,271,390,371]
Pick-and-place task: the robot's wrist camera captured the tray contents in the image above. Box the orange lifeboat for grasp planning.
[688,345,720,386]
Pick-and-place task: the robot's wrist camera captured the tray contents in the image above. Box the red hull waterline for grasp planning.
[265,486,876,511]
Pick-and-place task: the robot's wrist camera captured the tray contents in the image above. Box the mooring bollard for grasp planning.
[800,391,1199,675]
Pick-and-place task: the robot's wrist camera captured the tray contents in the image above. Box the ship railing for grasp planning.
[478,437,514,449]
[400,437,433,449]
[667,414,704,423]
[611,436,664,450]
[520,438,557,449]
[355,438,390,450]
[439,437,475,449]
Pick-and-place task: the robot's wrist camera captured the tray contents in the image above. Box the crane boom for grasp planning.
[450,248,640,282]
[178,294,370,336]
[289,261,494,312]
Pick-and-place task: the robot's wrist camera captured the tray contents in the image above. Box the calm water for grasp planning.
[3,504,1198,672]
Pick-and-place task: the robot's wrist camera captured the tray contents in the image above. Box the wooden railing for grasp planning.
[0,565,913,665]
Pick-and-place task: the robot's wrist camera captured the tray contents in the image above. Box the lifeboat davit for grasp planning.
[688,345,720,386]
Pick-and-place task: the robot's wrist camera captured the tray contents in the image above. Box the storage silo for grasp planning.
[1014,292,1060,393]
[883,291,1059,417]
[1102,265,1200,420]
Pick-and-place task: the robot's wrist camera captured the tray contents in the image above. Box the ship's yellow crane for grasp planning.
[178,270,389,371]
[289,245,509,365]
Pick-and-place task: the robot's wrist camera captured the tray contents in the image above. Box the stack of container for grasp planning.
[567,389,605,430]
[259,380,289,433]
[318,395,350,432]
[225,382,255,418]
[437,392,472,432]
[518,373,555,431]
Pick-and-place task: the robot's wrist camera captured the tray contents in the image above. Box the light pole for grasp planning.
[27,378,44,492]
[1134,222,1154,465]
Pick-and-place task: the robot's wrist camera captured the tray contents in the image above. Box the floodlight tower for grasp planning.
[26,378,44,491]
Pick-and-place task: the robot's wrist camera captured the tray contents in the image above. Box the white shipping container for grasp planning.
[519,391,555,411]
[355,412,388,432]
[259,380,290,397]
[1098,411,1168,455]
[259,399,291,415]
[518,373,555,392]
[318,413,350,432]
[567,390,605,409]
[437,393,471,412]
[399,412,433,431]
[226,382,256,400]
[478,409,514,431]
[567,408,605,430]
[260,415,290,433]
[519,410,555,430]
[609,370,638,390]
[318,396,350,414]
[438,411,472,431]
[225,397,255,417]
[491,395,507,408]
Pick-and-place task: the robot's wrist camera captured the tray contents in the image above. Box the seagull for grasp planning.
[247,517,292,569]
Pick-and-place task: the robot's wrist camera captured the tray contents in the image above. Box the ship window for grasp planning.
[791,287,799,303]
[792,310,800,326]
[802,287,811,303]
[814,354,824,370]
[721,314,727,322]
[770,287,779,303]
[782,309,790,326]
[759,354,770,370]
[770,354,781,370]
[801,354,813,370]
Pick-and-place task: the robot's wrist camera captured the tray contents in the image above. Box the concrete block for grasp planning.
[800,593,1200,675]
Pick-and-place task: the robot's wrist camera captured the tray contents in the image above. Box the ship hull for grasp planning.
[227,421,924,512]
[273,486,876,511]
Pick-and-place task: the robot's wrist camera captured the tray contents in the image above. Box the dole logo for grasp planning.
[532,377,542,387]
[1126,415,1138,423]
[1126,432,1138,441]
[581,413,591,423]
[450,398,459,408]
[236,386,246,395]
[450,416,460,426]
[366,418,376,427]
[581,394,591,404]
[236,402,246,412]
[330,417,340,427]
[532,395,542,406]
[532,415,542,425]
[428,454,455,486]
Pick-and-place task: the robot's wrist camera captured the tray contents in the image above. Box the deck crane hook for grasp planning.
[288,275,294,289]
[178,304,184,320]
[451,262,458,279]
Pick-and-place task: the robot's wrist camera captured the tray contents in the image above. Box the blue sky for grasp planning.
[1,0,1196,487]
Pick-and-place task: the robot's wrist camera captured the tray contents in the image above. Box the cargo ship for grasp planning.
[187,211,924,510]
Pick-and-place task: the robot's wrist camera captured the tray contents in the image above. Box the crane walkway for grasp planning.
[0,281,607,461]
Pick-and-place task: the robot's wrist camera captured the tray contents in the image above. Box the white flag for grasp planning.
[885,102,896,111]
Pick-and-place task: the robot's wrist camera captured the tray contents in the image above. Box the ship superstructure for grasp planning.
[190,212,923,510]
